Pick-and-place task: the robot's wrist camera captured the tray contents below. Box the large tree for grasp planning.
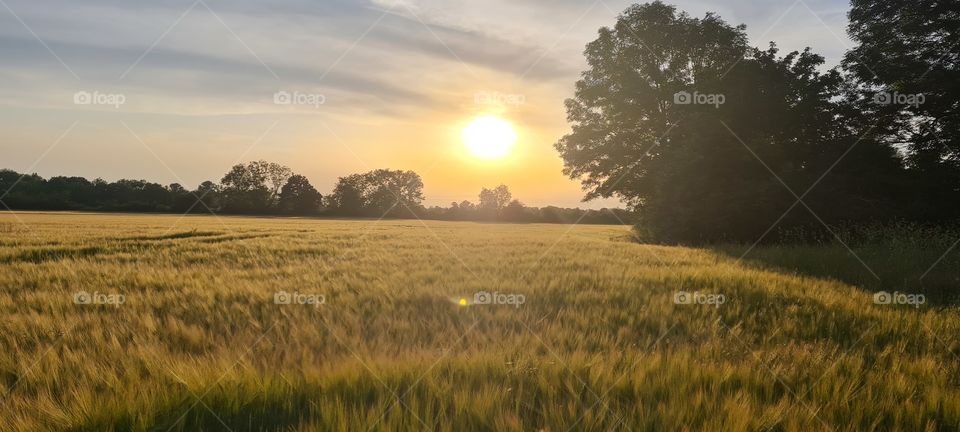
[278,174,322,215]
[327,173,366,216]
[219,160,293,213]
[219,162,272,213]
[328,169,424,217]
[556,1,904,243]
[192,181,220,213]
[843,0,960,221]
[257,161,293,205]
[478,185,511,211]
[477,185,512,220]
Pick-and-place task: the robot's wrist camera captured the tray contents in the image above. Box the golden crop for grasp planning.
[0,213,957,431]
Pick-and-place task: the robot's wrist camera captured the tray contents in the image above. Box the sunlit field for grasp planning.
[1,212,959,431]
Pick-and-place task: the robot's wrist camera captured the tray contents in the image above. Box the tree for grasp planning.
[0,166,640,225]
[328,169,425,217]
[278,174,322,215]
[168,183,194,213]
[364,169,425,217]
[47,176,95,208]
[328,173,366,216]
[1,170,51,209]
[192,181,220,213]
[478,185,511,213]
[444,200,476,221]
[449,200,476,220]
[99,179,169,211]
[843,0,960,221]
[219,162,273,213]
[555,1,903,243]
[501,199,529,222]
[477,185,513,220]
[254,161,293,205]
[539,206,564,224]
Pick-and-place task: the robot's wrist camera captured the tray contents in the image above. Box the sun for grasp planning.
[462,116,517,160]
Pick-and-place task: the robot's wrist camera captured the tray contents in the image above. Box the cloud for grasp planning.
[0,0,582,117]
[0,0,855,119]
[362,10,580,80]
[0,0,854,209]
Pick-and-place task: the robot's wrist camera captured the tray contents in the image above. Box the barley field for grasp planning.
[1,212,959,431]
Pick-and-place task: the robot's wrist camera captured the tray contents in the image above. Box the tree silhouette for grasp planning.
[0,167,633,225]
[278,174,322,215]
[844,0,960,221]
[328,169,424,217]
[555,1,905,243]
[478,185,512,220]
[219,162,272,213]
[501,199,528,222]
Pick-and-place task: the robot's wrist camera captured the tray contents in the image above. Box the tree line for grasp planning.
[555,0,960,243]
[0,163,630,224]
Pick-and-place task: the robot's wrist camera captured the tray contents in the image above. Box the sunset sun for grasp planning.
[462,115,516,160]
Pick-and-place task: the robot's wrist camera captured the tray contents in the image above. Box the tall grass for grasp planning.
[0,212,958,431]
[718,222,960,303]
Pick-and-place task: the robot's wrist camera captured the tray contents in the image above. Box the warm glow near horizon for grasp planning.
[0,0,854,210]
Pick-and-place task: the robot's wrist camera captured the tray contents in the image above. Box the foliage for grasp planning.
[0,167,628,225]
[219,161,293,214]
[843,0,960,221]
[0,161,320,216]
[422,202,633,225]
[478,185,511,210]
[327,169,425,217]
[555,1,945,244]
[277,174,322,215]
[0,169,197,213]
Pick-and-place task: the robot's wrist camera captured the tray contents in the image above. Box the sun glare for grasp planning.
[462,116,517,160]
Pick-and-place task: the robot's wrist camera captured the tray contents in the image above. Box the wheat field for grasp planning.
[0,212,958,431]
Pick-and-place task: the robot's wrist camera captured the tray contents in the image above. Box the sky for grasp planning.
[0,0,853,208]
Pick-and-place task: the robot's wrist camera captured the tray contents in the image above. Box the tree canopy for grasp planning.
[844,0,960,221]
[327,169,425,217]
[0,166,631,225]
[556,1,933,243]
